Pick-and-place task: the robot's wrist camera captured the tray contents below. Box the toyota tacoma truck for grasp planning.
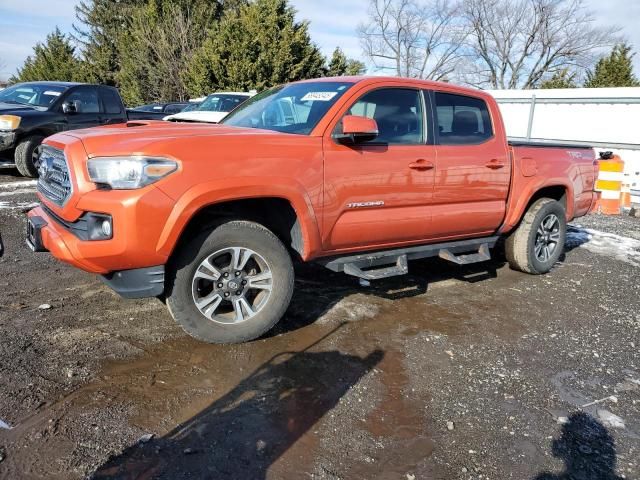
[25,77,599,344]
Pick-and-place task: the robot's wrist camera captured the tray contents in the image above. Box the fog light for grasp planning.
[86,213,113,240]
[101,219,112,237]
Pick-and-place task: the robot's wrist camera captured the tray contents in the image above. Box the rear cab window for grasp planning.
[99,87,123,114]
[433,92,493,145]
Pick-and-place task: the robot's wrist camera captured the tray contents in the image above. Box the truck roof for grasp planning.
[294,76,489,98]
[15,81,91,88]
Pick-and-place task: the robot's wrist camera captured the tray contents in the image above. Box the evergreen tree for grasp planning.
[327,47,366,77]
[117,0,221,105]
[74,0,227,101]
[539,69,578,89]
[11,28,81,83]
[185,0,326,95]
[584,43,640,88]
[73,0,145,85]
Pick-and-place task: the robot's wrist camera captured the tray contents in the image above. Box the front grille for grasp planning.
[37,146,73,206]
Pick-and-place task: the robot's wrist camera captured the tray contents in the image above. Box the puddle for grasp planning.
[1,262,523,478]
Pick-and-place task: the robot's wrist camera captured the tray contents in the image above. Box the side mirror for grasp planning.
[62,102,77,114]
[335,115,379,144]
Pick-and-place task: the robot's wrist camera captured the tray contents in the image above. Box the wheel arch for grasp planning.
[156,184,323,262]
[503,181,574,233]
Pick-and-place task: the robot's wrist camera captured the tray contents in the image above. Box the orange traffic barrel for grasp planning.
[595,152,624,215]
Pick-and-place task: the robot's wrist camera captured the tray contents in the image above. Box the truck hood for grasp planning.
[60,120,286,156]
[164,110,228,123]
[0,102,40,115]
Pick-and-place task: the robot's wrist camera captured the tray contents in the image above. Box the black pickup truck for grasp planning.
[0,81,168,177]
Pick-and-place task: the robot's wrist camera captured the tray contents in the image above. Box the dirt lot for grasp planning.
[0,168,639,480]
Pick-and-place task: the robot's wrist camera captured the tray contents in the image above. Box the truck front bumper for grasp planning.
[26,204,169,298]
[0,131,16,151]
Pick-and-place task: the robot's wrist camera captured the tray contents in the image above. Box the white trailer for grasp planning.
[487,87,640,204]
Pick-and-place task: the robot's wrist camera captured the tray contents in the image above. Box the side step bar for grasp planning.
[439,243,491,265]
[319,236,499,280]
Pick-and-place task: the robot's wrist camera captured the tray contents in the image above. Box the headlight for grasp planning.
[0,115,21,130]
[87,156,178,189]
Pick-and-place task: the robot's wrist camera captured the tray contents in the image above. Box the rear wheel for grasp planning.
[505,198,567,274]
[166,220,294,344]
[14,135,44,178]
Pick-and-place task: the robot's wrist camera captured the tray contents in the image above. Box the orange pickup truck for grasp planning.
[26,77,599,343]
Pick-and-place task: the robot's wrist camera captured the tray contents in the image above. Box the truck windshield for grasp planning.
[222,82,353,135]
[0,84,68,108]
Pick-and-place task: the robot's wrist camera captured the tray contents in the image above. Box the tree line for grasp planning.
[12,0,364,105]
[9,0,640,105]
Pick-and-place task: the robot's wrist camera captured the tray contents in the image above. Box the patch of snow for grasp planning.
[0,188,37,197]
[597,409,626,429]
[0,419,11,429]
[567,226,640,267]
[0,180,37,189]
[0,201,39,210]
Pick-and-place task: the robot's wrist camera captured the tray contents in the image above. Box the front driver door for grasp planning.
[322,86,436,252]
[60,86,102,131]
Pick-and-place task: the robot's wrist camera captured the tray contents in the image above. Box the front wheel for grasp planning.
[505,198,567,274]
[14,135,44,177]
[166,220,294,344]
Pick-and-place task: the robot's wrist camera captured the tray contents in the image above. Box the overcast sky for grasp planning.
[1,0,639,82]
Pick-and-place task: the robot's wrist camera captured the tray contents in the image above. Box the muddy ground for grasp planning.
[0,168,638,480]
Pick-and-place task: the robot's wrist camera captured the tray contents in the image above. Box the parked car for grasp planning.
[177,102,202,114]
[131,102,190,115]
[164,92,256,123]
[26,76,599,344]
[0,81,174,177]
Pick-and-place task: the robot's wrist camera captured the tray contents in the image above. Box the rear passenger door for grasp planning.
[428,90,511,238]
[99,87,127,125]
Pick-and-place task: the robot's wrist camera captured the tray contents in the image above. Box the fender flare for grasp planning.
[504,178,575,231]
[155,177,323,260]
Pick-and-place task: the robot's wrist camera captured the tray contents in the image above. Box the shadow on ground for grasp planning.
[272,255,505,337]
[92,326,383,479]
[535,412,622,480]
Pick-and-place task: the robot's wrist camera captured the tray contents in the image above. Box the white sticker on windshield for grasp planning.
[301,92,338,102]
[44,91,61,96]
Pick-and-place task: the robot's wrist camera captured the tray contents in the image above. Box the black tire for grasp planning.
[14,135,44,178]
[505,198,567,275]
[166,220,294,344]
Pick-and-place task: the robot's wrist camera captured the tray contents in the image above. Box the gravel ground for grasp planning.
[0,169,638,479]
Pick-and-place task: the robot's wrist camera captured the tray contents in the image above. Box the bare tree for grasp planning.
[358,0,466,80]
[460,0,620,89]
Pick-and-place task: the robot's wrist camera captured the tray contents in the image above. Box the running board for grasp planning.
[343,255,408,280]
[439,243,491,265]
[319,236,499,280]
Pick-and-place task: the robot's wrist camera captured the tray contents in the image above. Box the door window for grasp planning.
[99,87,123,114]
[345,88,425,145]
[434,92,493,145]
[65,87,101,114]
